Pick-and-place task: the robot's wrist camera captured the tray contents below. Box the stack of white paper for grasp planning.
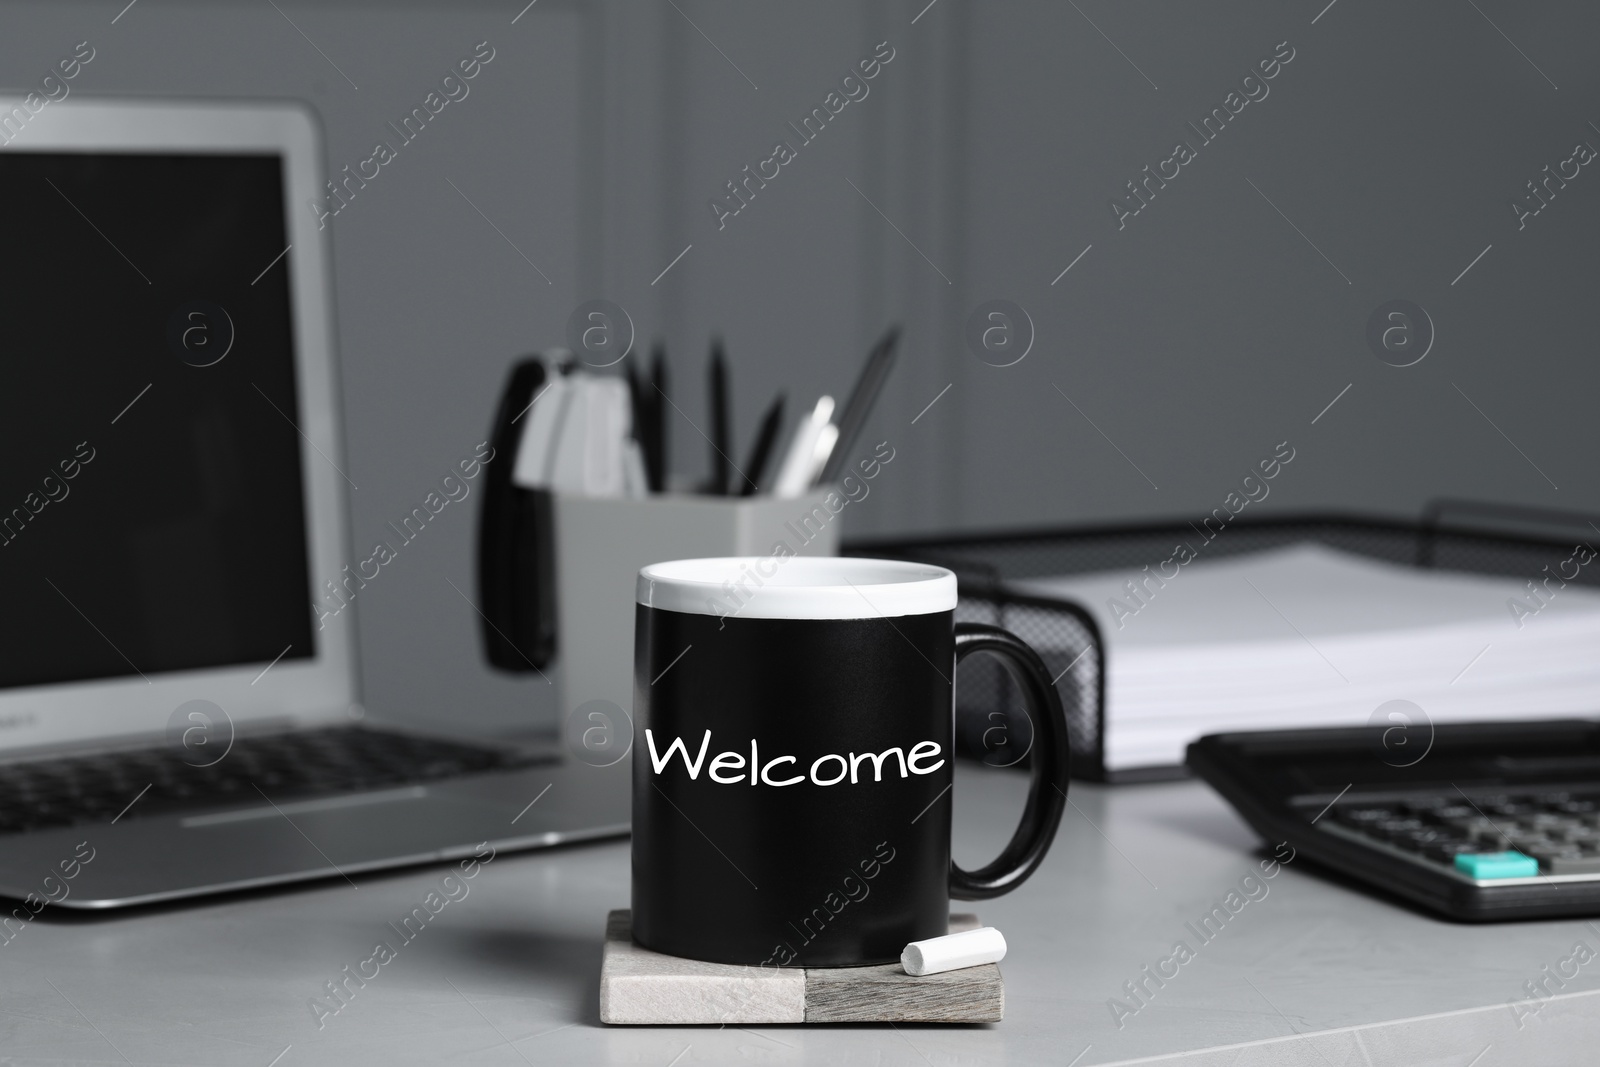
[1010,544,1600,773]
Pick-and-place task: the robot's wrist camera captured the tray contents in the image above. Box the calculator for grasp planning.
[1186,719,1600,921]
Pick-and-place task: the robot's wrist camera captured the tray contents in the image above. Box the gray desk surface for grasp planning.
[5,765,1599,1066]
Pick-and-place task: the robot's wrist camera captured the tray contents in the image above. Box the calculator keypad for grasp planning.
[1329,793,1600,876]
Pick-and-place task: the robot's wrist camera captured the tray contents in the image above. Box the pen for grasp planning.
[817,327,899,486]
[648,343,667,493]
[739,393,785,497]
[771,395,835,498]
[709,339,730,496]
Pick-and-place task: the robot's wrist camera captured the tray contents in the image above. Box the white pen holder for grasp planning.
[552,490,840,734]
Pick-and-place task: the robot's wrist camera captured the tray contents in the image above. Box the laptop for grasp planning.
[0,98,628,908]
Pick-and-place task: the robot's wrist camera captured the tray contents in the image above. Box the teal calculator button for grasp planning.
[1455,851,1540,879]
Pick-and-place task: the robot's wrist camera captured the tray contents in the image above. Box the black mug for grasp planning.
[631,555,1070,967]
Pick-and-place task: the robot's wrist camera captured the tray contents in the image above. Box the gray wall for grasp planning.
[7,1,1596,734]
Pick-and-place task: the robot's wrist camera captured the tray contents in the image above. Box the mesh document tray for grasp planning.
[844,500,1600,783]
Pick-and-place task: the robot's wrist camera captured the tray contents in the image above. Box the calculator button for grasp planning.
[1484,801,1533,817]
[1423,841,1481,863]
[1334,806,1397,826]
[1454,851,1539,879]
[1370,818,1427,842]
[1428,805,1478,823]
[1394,828,1450,849]
[1439,813,1498,835]
[1540,853,1600,876]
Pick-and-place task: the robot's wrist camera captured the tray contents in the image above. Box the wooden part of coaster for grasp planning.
[599,910,1002,1025]
[803,913,1002,1023]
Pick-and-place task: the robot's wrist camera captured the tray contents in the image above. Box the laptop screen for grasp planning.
[0,151,316,690]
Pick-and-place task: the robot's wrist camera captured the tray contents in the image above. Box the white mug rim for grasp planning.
[637,556,957,621]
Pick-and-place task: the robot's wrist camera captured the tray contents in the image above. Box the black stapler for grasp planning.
[476,358,557,670]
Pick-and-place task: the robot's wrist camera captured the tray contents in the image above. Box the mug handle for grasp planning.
[949,622,1072,900]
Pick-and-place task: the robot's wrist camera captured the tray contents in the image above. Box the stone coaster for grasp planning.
[599,910,1003,1025]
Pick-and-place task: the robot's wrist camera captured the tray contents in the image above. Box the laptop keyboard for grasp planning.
[1326,791,1600,877]
[0,727,545,834]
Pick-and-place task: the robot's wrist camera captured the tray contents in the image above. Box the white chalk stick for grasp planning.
[901,926,1007,976]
